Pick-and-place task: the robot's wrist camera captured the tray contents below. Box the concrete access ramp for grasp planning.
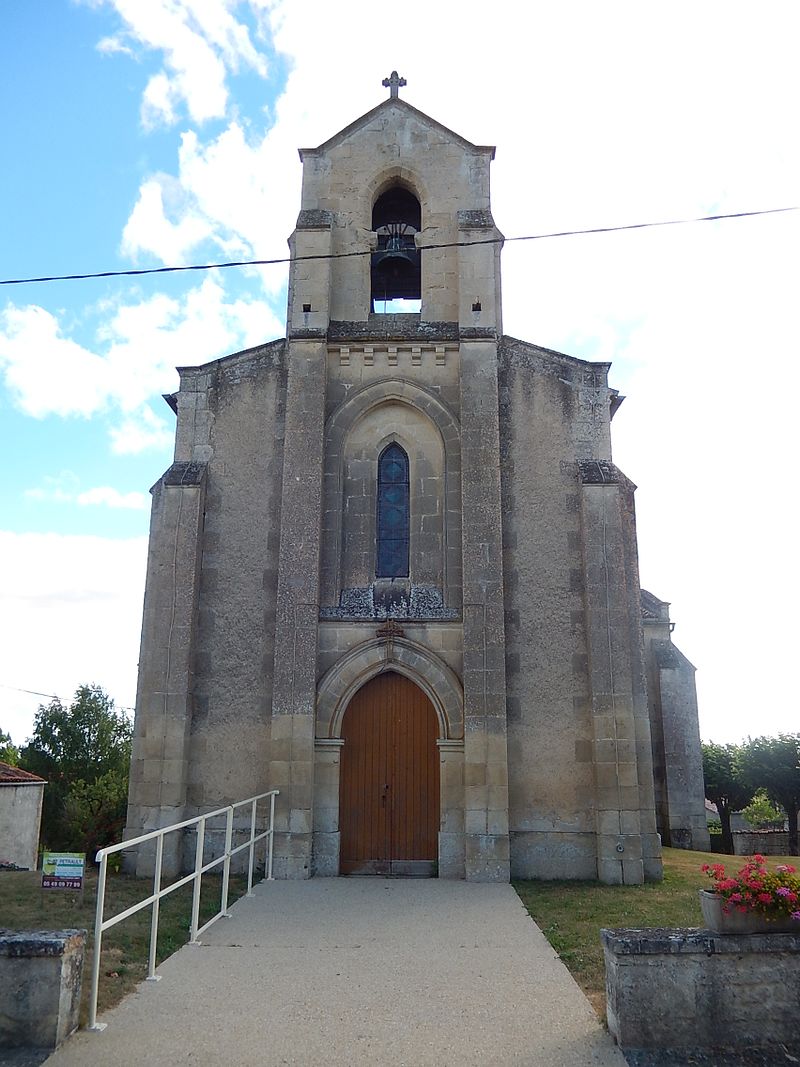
[47,878,624,1066]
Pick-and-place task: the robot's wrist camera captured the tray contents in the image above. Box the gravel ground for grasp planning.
[45,878,625,1066]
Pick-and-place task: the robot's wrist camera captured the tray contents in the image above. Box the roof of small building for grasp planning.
[0,762,46,785]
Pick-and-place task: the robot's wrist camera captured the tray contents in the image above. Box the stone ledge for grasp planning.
[0,929,86,958]
[601,926,800,955]
[329,318,459,342]
[161,461,207,487]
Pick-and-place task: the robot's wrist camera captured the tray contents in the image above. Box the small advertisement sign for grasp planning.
[41,852,85,890]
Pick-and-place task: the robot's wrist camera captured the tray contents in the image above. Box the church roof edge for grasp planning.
[299,98,495,160]
[175,335,286,375]
[501,334,612,372]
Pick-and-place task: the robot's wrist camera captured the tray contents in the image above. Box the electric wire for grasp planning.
[0,206,795,287]
[0,683,135,714]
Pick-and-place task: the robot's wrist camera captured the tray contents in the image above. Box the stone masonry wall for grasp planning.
[126,341,286,874]
[186,342,287,815]
[500,339,613,878]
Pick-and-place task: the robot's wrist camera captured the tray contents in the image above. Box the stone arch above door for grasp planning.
[316,636,464,742]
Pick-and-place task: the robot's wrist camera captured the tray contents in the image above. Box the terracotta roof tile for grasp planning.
[0,761,46,784]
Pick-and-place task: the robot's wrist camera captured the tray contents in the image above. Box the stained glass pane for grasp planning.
[377,444,409,577]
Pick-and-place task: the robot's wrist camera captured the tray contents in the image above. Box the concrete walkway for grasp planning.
[47,879,625,1066]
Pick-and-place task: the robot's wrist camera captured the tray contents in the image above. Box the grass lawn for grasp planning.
[514,846,799,1019]
[0,866,249,1024]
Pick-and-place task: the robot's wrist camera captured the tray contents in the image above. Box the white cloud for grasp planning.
[91,0,268,127]
[122,176,215,264]
[77,487,151,510]
[0,305,111,418]
[24,474,151,511]
[0,531,148,744]
[1,277,283,451]
[109,408,174,456]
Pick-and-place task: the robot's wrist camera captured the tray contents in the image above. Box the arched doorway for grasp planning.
[339,671,439,876]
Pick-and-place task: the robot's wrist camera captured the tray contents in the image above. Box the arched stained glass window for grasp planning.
[376,443,409,578]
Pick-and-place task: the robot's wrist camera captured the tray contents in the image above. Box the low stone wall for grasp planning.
[732,829,791,855]
[602,927,800,1058]
[0,929,86,1051]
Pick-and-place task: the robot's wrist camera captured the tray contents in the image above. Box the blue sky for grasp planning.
[1,0,798,746]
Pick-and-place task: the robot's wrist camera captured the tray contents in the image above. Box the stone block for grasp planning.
[465,808,488,835]
[596,810,621,836]
[0,930,86,1051]
[509,831,598,880]
[597,856,624,884]
[311,831,340,876]
[602,928,800,1056]
[464,832,510,882]
[289,807,312,834]
[438,832,465,879]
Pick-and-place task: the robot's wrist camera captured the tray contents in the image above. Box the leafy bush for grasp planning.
[19,685,132,856]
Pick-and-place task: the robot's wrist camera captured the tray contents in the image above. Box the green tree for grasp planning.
[741,789,784,830]
[0,728,19,766]
[701,742,755,855]
[19,685,132,855]
[740,734,800,856]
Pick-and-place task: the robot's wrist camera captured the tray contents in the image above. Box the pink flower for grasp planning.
[776,865,797,874]
[777,887,793,898]
[792,911,800,921]
[757,893,773,905]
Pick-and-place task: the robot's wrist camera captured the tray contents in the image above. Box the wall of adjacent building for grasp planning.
[0,784,43,870]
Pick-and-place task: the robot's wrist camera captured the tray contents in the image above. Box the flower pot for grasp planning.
[699,890,799,934]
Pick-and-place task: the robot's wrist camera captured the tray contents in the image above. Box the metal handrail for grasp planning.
[88,790,278,1032]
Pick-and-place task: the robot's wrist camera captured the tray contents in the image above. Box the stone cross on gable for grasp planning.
[382,71,406,99]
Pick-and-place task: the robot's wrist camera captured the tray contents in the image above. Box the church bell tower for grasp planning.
[273,73,511,880]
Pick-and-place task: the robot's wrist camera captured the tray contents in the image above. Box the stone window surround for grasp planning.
[321,376,462,611]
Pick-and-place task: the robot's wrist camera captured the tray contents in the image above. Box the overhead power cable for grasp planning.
[0,683,135,714]
[0,206,795,288]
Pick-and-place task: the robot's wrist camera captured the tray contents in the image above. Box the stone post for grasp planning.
[0,930,86,1052]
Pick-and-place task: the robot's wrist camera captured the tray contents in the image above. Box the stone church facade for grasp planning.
[125,80,709,884]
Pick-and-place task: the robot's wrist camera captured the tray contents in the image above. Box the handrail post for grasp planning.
[247,797,257,896]
[146,834,164,981]
[189,818,205,944]
[267,791,276,880]
[87,851,109,1032]
[221,806,233,917]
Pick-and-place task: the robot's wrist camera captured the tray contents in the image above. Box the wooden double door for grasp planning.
[339,671,440,876]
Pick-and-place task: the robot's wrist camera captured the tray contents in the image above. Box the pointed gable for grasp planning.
[299,98,495,161]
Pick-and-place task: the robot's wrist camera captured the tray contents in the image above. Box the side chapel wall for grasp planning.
[500,337,662,882]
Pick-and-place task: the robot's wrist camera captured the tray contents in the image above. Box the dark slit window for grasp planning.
[376,443,410,577]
